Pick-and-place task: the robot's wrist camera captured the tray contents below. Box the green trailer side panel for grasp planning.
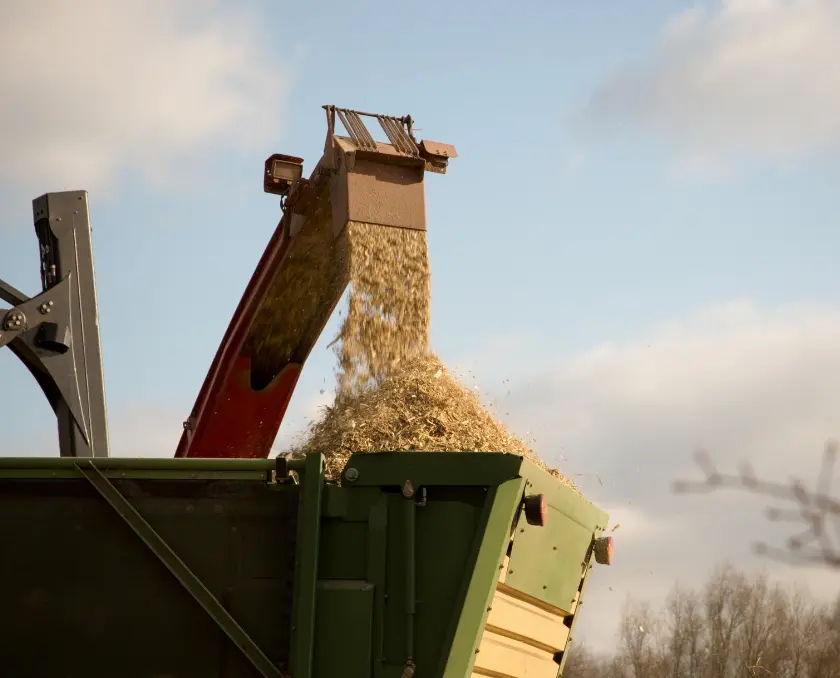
[518,460,608,532]
[367,494,390,678]
[413,487,496,675]
[506,462,609,611]
[318,519,369,580]
[0,454,611,678]
[77,462,282,678]
[382,488,489,668]
[0,476,297,678]
[440,478,526,678]
[505,507,593,612]
[312,580,375,678]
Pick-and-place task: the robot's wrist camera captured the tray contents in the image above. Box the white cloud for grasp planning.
[0,0,289,196]
[575,0,840,175]
[466,299,840,652]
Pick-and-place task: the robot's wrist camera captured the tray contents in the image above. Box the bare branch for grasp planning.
[674,440,840,570]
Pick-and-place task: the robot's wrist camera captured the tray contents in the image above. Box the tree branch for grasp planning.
[672,440,840,569]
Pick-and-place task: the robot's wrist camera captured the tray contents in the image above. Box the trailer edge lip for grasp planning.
[0,457,278,470]
[0,456,308,481]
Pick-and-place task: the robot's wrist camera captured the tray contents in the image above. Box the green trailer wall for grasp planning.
[0,453,608,678]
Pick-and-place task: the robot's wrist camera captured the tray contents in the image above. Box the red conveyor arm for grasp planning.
[175,166,344,459]
[175,222,297,458]
[175,106,457,459]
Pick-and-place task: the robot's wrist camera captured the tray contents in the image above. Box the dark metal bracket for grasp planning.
[75,459,283,678]
[0,191,110,456]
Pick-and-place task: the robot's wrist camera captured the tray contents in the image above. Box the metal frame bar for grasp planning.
[290,452,326,678]
[0,278,27,306]
[366,494,389,678]
[74,458,283,678]
[0,456,302,471]
[325,105,420,154]
[376,116,419,157]
[0,455,307,481]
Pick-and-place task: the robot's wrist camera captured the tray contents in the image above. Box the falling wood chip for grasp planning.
[289,220,576,490]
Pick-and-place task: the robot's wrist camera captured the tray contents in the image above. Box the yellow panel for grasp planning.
[498,554,510,584]
[486,590,569,652]
[495,583,570,617]
[474,630,559,678]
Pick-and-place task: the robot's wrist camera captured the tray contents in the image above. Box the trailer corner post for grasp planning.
[290,452,326,678]
[438,477,525,678]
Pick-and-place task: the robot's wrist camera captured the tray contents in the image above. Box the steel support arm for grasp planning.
[0,191,110,457]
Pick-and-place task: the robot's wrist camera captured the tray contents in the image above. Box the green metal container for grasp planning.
[0,452,610,678]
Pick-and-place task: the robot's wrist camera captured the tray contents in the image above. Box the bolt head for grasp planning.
[345,467,359,483]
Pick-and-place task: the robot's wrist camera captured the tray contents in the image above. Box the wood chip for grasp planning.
[289,221,575,490]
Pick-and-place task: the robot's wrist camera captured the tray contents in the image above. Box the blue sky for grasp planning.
[3,0,840,654]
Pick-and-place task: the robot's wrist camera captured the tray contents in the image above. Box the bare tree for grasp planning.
[673,440,840,569]
[561,644,608,678]
[619,599,659,678]
[562,565,840,678]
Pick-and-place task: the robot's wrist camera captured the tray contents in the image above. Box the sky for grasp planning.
[2,0,840,656]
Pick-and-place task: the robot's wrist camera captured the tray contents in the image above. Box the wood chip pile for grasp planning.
[291,220,573,487]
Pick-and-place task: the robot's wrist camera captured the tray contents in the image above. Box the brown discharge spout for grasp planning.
[176,106,457,459]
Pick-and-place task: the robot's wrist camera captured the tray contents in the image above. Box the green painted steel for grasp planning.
[438,478,525,678]
[506,460,609,611]
[0,459,297,676]
[0,451,609,678]
[76,461,283,678]
[0,456,281,470]
[312,581,375,678]
[291,453,326,678]
[0,456,287,481]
